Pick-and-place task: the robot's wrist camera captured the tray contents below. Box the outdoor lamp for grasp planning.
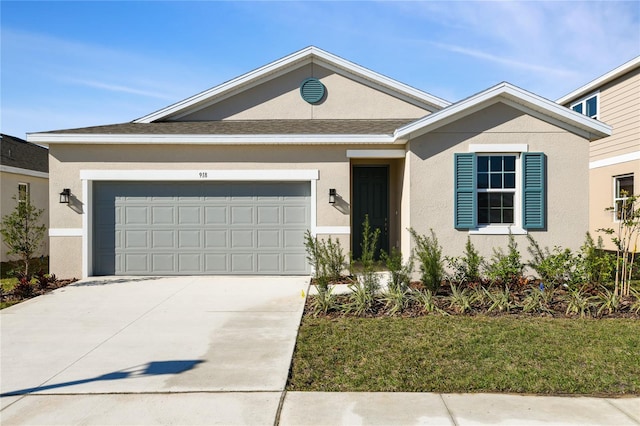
[329,188,336,204]
[59,188,71,204]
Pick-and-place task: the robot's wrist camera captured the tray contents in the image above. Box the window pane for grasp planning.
[504,172,516,189]
[572,104,583,114]
[503,193,514,207]
[618,175,634,197]
[503,208,514,224]
[504,156,516,171]
[478,157,489,173]
[478,193,489,208]
[478,209,489,224]
[490,173,502,188]
[490,156,503,172]
[478,173,489,189]
[490,209,501,223]
[490,193,502,207]
[586,96,597,118]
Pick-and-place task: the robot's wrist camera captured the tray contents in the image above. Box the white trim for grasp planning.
[346,149,406,158]
[79,169,320,181]
[569,92,600,120]
[28,133,397,145]
[49,228,83,237]
[395,82,612,141]
[83,178,91,279]
[557,56,640,104]
[469,144,528,153]
[589,151,640,169]
[0,165,49,179]
[469,226,527,235]
[133,46,449,123]
[80,169,319,278]
[315,226,351,234]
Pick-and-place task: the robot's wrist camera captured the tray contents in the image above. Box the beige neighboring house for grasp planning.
[28,47,611,279]
[0,134,49,263]
[557,57,640,250]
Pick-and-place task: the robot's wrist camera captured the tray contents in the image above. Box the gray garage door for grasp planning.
[93,181,310,275]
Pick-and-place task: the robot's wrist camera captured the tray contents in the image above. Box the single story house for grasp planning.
[28,47,611,278]
[0,134,49,263]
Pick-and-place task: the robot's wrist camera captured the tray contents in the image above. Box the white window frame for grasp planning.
[18,182,29,203]
[570,92,599,120]
[613,174,634,222]
[468,144,527,235]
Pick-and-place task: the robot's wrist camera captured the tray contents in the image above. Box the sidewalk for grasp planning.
[279,392,640,425]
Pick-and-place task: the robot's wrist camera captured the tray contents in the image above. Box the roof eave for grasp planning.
[134,46,451,124]
[556,56,640,105]
[27,133,399,145]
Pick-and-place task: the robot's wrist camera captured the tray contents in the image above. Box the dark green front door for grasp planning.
[352,166,389,260]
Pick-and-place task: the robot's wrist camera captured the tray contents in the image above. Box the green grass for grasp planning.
[288,316,640,395]
[1,277,20,309]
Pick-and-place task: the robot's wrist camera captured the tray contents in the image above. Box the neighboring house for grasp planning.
[28,47,610,279]
[0,134,49,262]
[557,57,640,250]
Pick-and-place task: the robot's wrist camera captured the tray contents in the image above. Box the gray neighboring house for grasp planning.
[0,134,49,263]
[29,47,612,279]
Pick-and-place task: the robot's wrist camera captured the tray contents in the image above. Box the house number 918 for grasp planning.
[199,172,208,178]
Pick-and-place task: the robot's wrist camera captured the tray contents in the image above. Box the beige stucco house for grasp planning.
[0,134,49,263]
[28,47,611,279]
[557,56,639,250]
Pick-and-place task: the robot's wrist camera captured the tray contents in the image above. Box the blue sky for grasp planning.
[2,1,639,139]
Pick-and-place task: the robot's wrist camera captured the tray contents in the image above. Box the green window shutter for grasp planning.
[454,153,476,229]
[522,152,546,229]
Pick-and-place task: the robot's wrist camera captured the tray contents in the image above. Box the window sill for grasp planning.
[469,226,527,235]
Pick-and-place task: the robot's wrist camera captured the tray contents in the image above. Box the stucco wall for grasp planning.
[48,143,408,277]
[180,64,430,121]
[407,102,590,267]
[0,171,49,262]
[589,159,640,250]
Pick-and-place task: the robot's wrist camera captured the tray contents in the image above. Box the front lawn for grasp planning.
[288,316,640,395]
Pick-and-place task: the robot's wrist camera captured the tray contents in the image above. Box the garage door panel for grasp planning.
[125,230,148,248]
[178,206,201,224]
[152,206,175,224]
[205,206,227,224]
[178,230,201,248]
[93,181,310,275]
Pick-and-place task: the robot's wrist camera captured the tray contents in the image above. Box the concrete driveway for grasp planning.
[0,275,309,425]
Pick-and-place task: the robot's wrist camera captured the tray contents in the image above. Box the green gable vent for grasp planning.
[300,78,325,104]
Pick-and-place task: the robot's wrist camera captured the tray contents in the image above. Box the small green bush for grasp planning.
[410,228,443,293]
[445,237,483,284]
[484,233,524,286]
[381,247,413,292]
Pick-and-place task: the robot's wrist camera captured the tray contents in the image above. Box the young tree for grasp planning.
[1,196,47,277]
[600,192,639,297]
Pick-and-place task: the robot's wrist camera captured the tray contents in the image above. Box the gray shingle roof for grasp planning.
[0,134,48,173]
[42,119,417,135]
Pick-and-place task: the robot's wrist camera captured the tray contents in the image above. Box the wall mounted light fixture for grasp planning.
[329,188,336,204]
[59,188,71,204]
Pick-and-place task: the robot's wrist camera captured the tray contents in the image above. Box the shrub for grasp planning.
[522,285,554,314]
[380,286,411,315]
[304,231,346,291]
[445,237,483,284]
[309,286,337,316]
[578,233,615,286]
[410,289,444,315]
[410,228,443,293]
[595,286,621,316]
[447,284,473,314]
[527,235,580,288]
[564,286,595,318]
[485,286,515,313]
[381,247,413,292]
[484,233,524,286]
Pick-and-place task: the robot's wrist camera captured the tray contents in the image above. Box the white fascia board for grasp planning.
[394,82,612,141]
[590,151,640,169]
[28,133,397,145]
[346,149,406,158]
[0,165,49,179]
[135,46,450,123]
[556,56,640,105]
[79,169,320,181]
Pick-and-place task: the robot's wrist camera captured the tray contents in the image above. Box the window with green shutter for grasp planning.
[454,151,546,231]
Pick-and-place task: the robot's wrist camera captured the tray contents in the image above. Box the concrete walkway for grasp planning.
[1,276,638,425]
